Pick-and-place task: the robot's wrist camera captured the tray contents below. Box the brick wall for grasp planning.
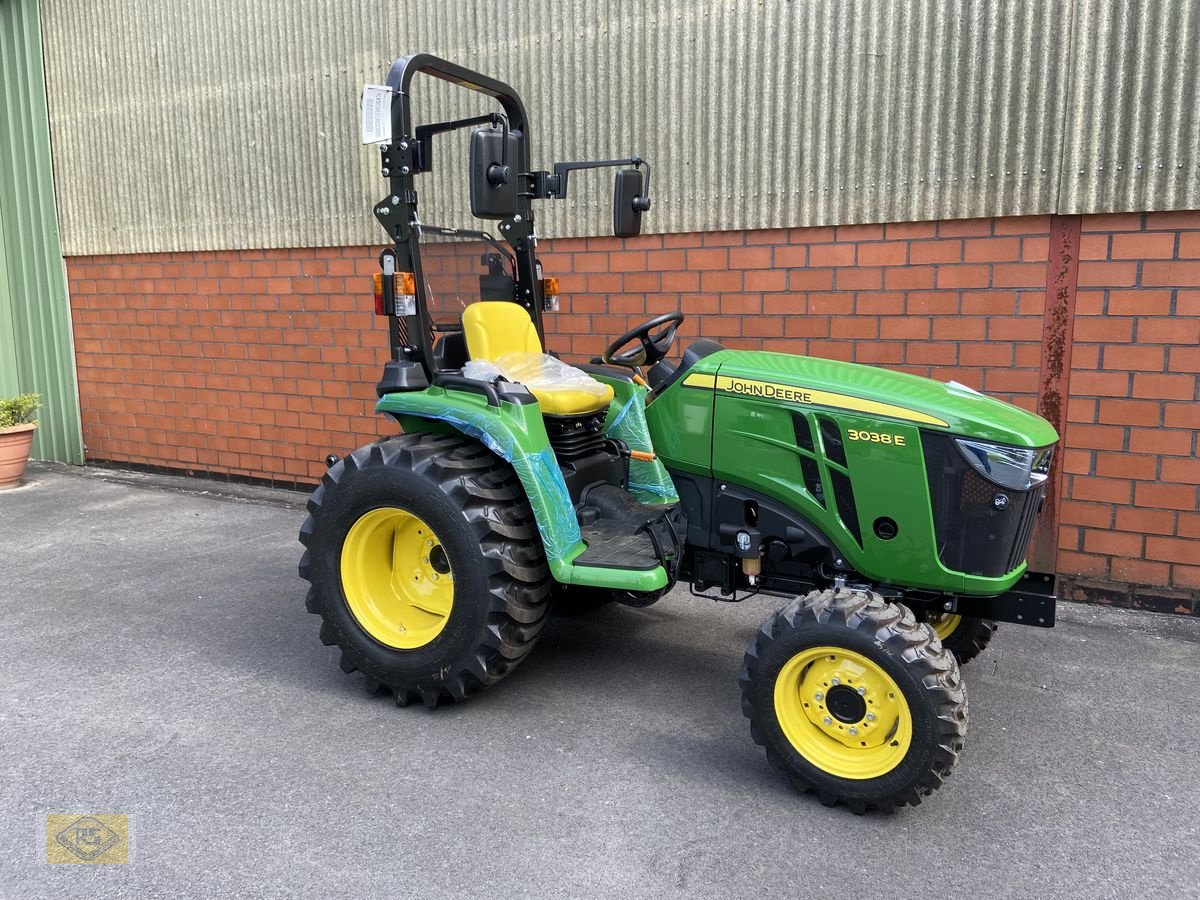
[539,218,1051,413]
[69,248,391,482]
[66,211,1200,613]
[1059,213,1200,613]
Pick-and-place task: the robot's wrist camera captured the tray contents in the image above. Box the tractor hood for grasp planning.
[699,349,1058,447]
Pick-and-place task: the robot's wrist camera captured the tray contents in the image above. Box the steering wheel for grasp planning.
[602,311,685,368]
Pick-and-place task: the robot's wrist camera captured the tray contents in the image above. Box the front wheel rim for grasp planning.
[340,507,454,649]
[773,646,913,780]
[927,612,962,642]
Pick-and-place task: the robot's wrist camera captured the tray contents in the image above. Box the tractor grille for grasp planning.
[921,431,1046,578]
[815,416,860,545]
[791,415,825,507]
[818,416,847,467]
[800,456,826,508]
[829,469,862,546]
[791,413,815,452]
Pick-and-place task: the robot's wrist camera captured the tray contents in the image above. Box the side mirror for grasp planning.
[470,128,520,219]
[613,168,649,238]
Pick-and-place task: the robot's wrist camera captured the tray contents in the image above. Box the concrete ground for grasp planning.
[1,463,1198,899]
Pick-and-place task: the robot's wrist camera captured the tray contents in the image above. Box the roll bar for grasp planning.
[371,54,647,382]
[372,55,544,375]
[384,54,531,178]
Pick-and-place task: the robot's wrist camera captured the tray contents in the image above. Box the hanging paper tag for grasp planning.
[361,85,393,145]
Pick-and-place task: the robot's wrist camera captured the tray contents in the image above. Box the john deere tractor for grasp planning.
[299,55,1059,812]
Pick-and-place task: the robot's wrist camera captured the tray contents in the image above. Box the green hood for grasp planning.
[704,349,1058,447]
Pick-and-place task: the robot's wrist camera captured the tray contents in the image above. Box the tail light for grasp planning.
[542,275,561,312]
[372,271,416,316]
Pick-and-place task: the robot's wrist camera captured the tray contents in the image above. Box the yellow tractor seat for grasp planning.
[462,302,615,416]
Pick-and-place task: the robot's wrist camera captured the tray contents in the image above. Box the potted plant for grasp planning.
[0,393,40,490]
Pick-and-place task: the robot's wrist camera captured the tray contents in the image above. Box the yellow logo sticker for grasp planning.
[682,373,947,427]
[46,814,128,865]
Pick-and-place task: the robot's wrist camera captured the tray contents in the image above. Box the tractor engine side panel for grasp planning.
[643,371,717,477]
[709,391,967,594]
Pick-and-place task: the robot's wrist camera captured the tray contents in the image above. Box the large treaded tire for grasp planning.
[740,589,968,814]
[933,615,998,666]
[298,433,552,707]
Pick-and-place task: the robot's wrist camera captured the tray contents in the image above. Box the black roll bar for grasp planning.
[375,55,544,377]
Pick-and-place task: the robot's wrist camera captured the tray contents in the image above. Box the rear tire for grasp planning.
[298,433,551,707]
[740,589,967,813]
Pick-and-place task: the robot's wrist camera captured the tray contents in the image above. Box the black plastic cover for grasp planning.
[376,360,430,396]
[921,431,1046,578]
[649,339,726,394]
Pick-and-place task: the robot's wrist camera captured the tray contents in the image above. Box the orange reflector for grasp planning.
[542,276,560,296]
[372,273,385,315]
[398,271,416,295]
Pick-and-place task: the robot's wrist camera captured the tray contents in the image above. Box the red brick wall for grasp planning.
[69,248,390,482]
[1058,213,1200,613]
[539,218,1051,413]
[66,211,1200,613]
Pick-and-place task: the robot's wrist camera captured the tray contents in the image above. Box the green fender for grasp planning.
[376,386,666,591]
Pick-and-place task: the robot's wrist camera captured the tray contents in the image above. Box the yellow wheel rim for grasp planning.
[928,612,962,642]
[773,646,912,780]
[340,507,454,649]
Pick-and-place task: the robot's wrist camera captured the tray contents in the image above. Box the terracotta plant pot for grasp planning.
[0,423,36,490]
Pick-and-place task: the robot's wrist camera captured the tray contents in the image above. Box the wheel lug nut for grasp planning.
[849,727,858,736]
[831,677,840,686]
[427,539,434,547]
[823,716,832,725]
[857,687,866,695]
[867,713,876,721]
[814,692,824,701]
[422,556,429,564]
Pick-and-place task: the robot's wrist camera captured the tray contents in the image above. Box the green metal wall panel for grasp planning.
[0,0,82,463]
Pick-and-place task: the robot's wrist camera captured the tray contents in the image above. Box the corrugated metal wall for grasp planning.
[1,0,83,463]
[1062,0,1200,213]
[40,0,1200,256]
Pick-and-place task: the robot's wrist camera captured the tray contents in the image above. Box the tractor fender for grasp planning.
[376,388,585,578]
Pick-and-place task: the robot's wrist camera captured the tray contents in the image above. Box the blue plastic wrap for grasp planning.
[606,391,679,504]
[393,407,582,563]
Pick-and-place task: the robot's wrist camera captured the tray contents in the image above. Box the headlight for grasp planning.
[954,439,1054,491]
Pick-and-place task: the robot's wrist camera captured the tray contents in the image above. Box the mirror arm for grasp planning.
[531,156,649,202]
[414,112,509,176]
[632,158,651,211]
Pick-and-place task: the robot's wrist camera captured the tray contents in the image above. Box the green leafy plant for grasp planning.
[0,393,40,430]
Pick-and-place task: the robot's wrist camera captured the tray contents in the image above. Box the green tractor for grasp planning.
[300,55,1059,813]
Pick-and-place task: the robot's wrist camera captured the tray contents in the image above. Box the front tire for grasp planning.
[740,589,967,813]
[298,433,552,707]
[925,613,998,666]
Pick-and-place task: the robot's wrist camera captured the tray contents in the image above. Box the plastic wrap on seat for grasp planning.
[465,352,612,401]
[606,389,680,504]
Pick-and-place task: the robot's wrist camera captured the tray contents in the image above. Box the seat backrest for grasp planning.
[462,301,543,361]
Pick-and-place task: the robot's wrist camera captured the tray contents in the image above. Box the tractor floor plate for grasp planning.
[574,520,661,571]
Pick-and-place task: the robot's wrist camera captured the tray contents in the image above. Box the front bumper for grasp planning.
[950,570,1057,628]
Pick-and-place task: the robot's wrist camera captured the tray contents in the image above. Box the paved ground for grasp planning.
[1,463,1198,899]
